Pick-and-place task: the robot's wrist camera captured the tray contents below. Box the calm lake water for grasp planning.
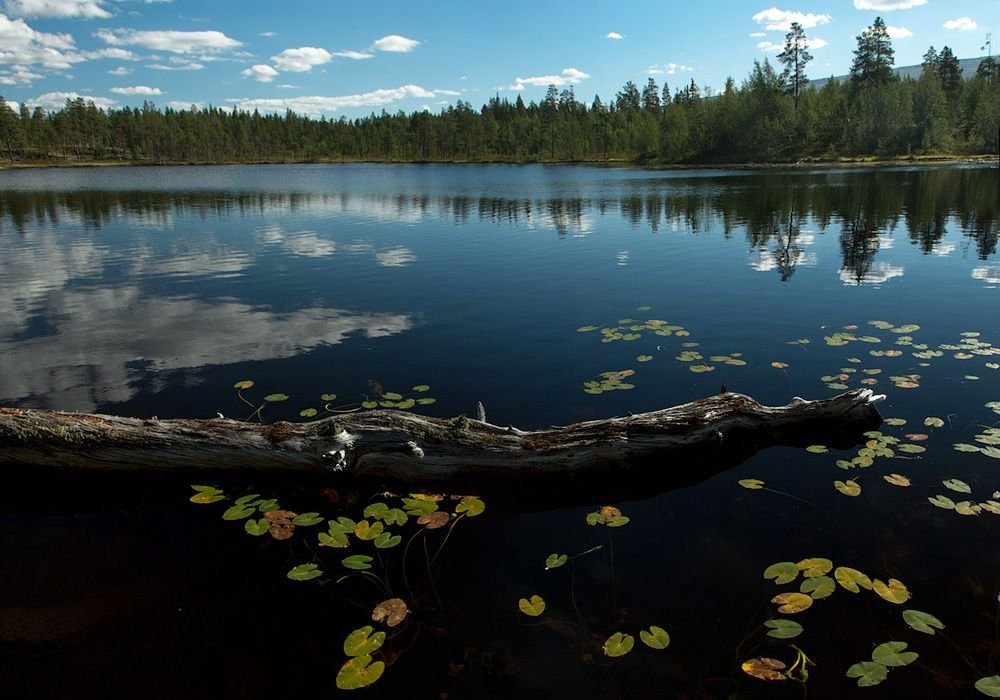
[1,163,999,698]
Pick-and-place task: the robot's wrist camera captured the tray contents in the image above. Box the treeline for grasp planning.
[0,20,997,165]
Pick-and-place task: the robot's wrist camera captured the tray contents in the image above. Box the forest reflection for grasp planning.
[1,167,995,282]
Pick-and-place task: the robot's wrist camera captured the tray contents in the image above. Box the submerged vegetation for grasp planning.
[1,20,998,166]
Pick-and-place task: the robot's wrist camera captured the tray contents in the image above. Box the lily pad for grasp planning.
[902,609,945,635]
[800,575,836,599]
[518,594,545,617]
[976,676,1000,697]
[372,598,408,627]
[545,554,568,570]
[846,660,888,687]
[343,625,386,656]
[884,474,911,487]
[263,393,289,402]
[835,566,873,593]
[373,532,402,549]
[233,380,254,390]
[764,618,803,639]
[336,654,385,691]
[341,555,373,570]
[244,518,270,536]
[872,641,918,667]
[943,479,972,494]
[287,563,323,581]
[924,416,945,428]
[292,512,323,526]
[742,657,787,681]
[639,626,671,649]
[222,504,256,520]
[603,632,634,658]
[805,445,828,454]
[873,578,911,604]
[763,562,799,585]
[738,478,765,489]
[299,408,318,418]
[797,557,833,578]
[835,480,861,497]
[928,494,956,510]
[771,592,813,614]
[456,496,486,517]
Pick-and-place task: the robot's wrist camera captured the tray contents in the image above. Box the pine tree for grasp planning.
[850,17,895,90]
[937,46,963,96]
[615,81,641,111]
[777,21,813,109]
[641,77,661,111]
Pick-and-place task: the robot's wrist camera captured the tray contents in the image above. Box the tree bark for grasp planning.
[0,390,882,483]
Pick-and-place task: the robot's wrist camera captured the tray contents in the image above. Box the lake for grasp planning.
[1,163,999,698]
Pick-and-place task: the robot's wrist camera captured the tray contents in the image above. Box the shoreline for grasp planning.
[0,154,996,172]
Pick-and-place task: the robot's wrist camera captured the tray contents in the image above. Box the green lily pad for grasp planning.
[222,504,256,521]
[639,626,670,649]
[764,562,799,585]
[764,619,803,639]
[801,575,835,599]
[287,563,323,581]
[354,520,384,541]
[603,632,634,658]
[797,558,833,577]
[299,408,318,418]
[341,555,373,570]
[336,654,384,690]
[361,401,378,409]
[846,661,887,687]
[805,445,828,454]
[456,496,486,517]
[872,641,918,667]
[383,392,403,401]
[343,625,386,657]
[320,393,337,401]
[318,530,349,548]
[835,480,861,497]
[292,512,323,526]
[412,384,430,392]
[233,380,254,390]
[738,478,765,489]
[264,393,289,402]
[834,566,873,593]
[327,516,357,534]
[373,532,402,549]
[244,518,270,536]
[382,508,408,526]
[637,355,653,362]
[943,479,972,494]
[924,416,945,428]
[928,494,956,510]
[976,676,1000,697]
[518,594,545,616]
[873,578,911,604]
[545,554,568,570]
[902,609,945,635]
[364,502,389,519]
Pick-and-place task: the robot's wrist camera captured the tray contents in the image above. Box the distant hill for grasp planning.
[810,55,992,90]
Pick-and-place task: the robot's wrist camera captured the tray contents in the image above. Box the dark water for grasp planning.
[1,163,999,698]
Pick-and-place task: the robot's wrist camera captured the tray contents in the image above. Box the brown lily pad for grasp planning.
[372,598,409,627]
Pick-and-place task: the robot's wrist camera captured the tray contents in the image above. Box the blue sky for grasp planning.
[1,0,996,117]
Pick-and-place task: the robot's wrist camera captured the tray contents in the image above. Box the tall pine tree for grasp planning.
[777,21,813,109]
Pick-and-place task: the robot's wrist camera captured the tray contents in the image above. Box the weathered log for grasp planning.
[0,390,882,483]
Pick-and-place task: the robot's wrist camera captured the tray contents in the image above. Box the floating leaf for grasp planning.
[299,408,318,418]
[835,566,873,593]
[902,609,945,635]
[545,554,568,570]
[689,364,715,373]
[898,444,926,454]
[411,384,430,392]
[383,392,403,401]
[382,508,408,526]
[846,661,888,687]
[292,512,323,526]
[222,504,256,521]
[416,397,437,405]
[577,325,599,332]
[364,502,389,520]
[456,496,486,517]
[343,625,386,656]
[417,511,450,529]
[943,479,972,494]
[956,501,982,516]
[372,598,408,627]
[801,575,836,599]
[982,447,1000,459]
[872,641,918,667]
[287,563,323,581]
[764,562,799,585]
[256,498,279,512]
[373,532,402,549]
[233,380,255,390]
[772,592,813,614]
[928,494,956,510]
[320,393,337,401]
[884,418,907,426]
[639,626,671,649]
[637,355,653,363]
[244,518,269,536]
[764,619,803,639]
[342,555,373,570]
[924,417,945,428]
[742,657,787,681]
[884,474,911,487]
[835,480,861,497]
[739,478,765,490]
[318,530,349,548]
[190,490,225,504]
[327,516,357,534]
[361,401,378,409]
[805,445,828,454]
[905,433,928,442]
[336,654,385,691]
[355,520,384,541]
[402,497,438,516]
[602,632,634,658]
[976,676,1000,697]
[873,578,911,604]
[771,362,789,369]
[263,393,289,402]
[797,558,833,578]
[518,595,545,617]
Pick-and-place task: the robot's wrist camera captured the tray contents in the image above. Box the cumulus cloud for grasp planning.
[241,63,278,82]
[509,67,590,90]
[271,46,331,72]
[229,84,436,116]
[147,61,203,71]
[95,28,243,54]
[26,90,115,110]
[943,17,977,31]
[0,12,81,72]
[110,84,161,95]
[371,34,419,52]
[752,7,832,31]
[757,37,827,52]
[853,0,925,9]
[332,49,373,60]
[107,66,131,75]
[0,67,43,84]
[258,31,277,37]
[886,25,912,39]
[4,0,109,18]
[166,100,203,110]
[606,31,624,39]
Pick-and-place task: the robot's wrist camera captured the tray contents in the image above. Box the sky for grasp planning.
[0,0,997,118]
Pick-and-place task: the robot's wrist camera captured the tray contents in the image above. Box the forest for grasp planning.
[0,18,997,166]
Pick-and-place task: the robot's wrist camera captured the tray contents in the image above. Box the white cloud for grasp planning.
[606,31,624,39]
[271,46,331,72]
[943,17,977,31]
[0,67,42,84]
[750,31,766,38]
[86,47,140,61]
[371,34,419,52]
[433,88,460,96]
[110,84,161,95]
[757,40,781,52]
[0,13,81,72]
[752,8,832,31]
[166,100,203,110]
[147,61,203,71]
[95,28,242,54]
[886,25,912,39]
[230,84,436,116]
[4,0,110,18]
[510,66,590,90]
[241,63,278,82]
[853,0,925,9]
[258,31,277,37]
[26,90,115,110]
[760,36,827,51]
[839,262,905,286]
[647,66,665,75]
[666,62,692,74]
[276,83,294,88]
[107,66,131,75]
[332,50,373,60]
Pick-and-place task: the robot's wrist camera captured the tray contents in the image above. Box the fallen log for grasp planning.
[0,390,882,483]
